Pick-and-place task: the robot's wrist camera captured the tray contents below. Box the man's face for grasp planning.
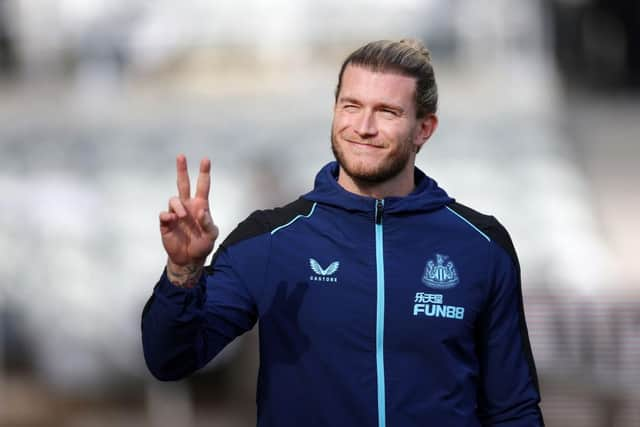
[331,65,426,184]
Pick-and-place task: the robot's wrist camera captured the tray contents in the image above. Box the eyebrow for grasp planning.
[337,96,362,105]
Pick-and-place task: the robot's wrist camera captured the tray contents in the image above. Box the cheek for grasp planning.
[381,123,410,143]
[333,125,357,143]
[333,114,353,132]
[331,115,345,133]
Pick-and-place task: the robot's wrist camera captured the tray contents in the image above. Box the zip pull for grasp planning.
[375,199,384,224]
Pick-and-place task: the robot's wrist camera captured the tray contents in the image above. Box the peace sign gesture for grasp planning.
[159,155,219,286]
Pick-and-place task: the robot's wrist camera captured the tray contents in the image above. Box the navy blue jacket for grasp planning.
[142,162,544,426]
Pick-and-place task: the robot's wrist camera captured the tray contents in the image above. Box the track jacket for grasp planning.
[142,161,544,426]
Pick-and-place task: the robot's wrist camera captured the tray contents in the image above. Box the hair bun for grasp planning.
[399,38,432,61]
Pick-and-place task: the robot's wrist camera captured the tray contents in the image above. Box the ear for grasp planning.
[413,114,438,153]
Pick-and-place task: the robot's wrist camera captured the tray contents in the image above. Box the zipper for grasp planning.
[374,199,386,427]
[375,199,384,224]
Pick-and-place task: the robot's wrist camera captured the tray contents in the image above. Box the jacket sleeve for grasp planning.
[141,246,259,381]
[476,240,544,426]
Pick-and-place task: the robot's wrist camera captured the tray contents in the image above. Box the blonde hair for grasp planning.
[335,39,438,118]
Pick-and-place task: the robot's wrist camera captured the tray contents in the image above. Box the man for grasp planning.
[142,39,544,426]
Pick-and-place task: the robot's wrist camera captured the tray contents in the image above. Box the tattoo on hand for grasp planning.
[167,263,203,288]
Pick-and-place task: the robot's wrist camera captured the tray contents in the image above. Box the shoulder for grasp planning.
[219,197,316,250]
[446,201,517,264]
[206,197,316,271]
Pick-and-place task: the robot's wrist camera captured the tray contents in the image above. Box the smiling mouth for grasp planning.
[346,139,384,148]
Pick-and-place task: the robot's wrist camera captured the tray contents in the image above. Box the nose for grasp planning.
[354,109,378,137]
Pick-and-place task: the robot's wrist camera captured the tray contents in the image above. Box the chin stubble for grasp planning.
[330,131,413,184]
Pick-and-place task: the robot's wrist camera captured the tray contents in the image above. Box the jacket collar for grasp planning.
[303,162,454,214]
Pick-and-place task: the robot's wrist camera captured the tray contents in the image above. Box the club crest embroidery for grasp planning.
[422,254,460,289]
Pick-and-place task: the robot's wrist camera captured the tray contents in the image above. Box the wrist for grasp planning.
[166,259,205,288]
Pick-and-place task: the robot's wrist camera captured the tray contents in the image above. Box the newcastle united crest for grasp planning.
[422,254,459,289]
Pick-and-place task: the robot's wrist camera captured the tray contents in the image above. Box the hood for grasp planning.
[303,162,454,215]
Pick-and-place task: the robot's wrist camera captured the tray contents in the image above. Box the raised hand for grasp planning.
[159,154,219,286]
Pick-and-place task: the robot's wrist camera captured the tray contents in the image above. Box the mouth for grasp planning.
[345,138,384,149]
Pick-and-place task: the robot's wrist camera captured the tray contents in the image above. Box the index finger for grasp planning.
[176,154,191,200]
[195,157,211,200]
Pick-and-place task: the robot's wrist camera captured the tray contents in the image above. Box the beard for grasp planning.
[331,129,415,184]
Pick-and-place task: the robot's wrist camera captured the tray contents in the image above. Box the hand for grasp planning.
[159,155,219,284]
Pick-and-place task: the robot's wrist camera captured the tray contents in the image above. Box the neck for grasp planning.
[337,166,415,199]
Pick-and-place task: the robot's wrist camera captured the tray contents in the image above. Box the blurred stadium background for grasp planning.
[0,0,639,426]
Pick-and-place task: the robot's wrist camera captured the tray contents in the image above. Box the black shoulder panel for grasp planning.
[206,197,315,271]
[221,197,315,249]
[447,202,517,265]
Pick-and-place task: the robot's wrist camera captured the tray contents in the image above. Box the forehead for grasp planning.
[338,65,417,108]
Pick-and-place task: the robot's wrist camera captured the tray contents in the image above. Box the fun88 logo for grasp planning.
[413,292,464,320]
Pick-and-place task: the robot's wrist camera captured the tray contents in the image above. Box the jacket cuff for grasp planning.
[153,267,207,303]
